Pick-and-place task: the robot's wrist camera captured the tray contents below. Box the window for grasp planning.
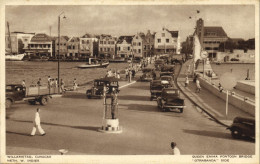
[104,48,107,51]
[111,41,114,44]
[108,48,110,51]
[162,33,165,37]
[104,41,106,44]
[82,40,85,44]
[138,49,141,53]
[100,41,103,44]
[73,46,75,49]
[144,45,146,49]
[64,43,66,46]
[166,39,169,43]
[118,47,120,51]
[138,42,141,46]
[100,48,103,51]
[87,40,90,44]
[68,46,71,49]
[111,48,114,51]
[133,42,136,46]
[158,39,161,43]
[128,47,130,50]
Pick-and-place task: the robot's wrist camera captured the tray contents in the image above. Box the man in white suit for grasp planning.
[31,108,46,136]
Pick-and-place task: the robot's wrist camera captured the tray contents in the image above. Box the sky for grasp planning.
[5,5,255,42]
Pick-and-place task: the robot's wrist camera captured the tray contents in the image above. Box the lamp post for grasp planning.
[58,12,66,94]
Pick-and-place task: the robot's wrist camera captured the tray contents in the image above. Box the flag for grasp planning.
[197,10,200,13]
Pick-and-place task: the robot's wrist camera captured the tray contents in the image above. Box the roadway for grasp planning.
[6,68,255,155]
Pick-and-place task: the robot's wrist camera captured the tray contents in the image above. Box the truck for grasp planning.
[6,84,58,109]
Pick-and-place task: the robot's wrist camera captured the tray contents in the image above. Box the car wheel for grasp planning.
[231,128,242,139]
[6,99,12,109]
[40,97,48,105]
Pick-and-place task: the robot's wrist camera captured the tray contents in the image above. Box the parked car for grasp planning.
[157,88,185,113]
[6,84,56,108]
[227,117,255,140]
[86,77,119,99]
[154,59,165,71]
[140,68,155,81]
[150,80,170,101]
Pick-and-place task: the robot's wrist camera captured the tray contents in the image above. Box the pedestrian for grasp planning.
[60,79,65,93]
[47,76,51,89]
[37,78,41,86]
[55,78,58,93]
[196,79,201,93]
[171,142,181,155]
[111,88,118,119]
[107,69,113,77]
[128,68,132,83]
[218,83,223,92]
[132,69,136,78]
[31,108,46,136]
[125,68,129,81]
[73,78,78,90]
[22,80,26,88]
[185,76,189,87]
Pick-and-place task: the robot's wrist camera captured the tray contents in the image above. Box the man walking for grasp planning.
[196,79,201,93]
[171,142,181,155]
[31,108,46,136]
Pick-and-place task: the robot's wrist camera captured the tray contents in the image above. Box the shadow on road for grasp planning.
[12,120,99,132]
[62,92,88,100]
[6,131,31,136]
[120,103,158,113]
[182,129,254,143]
[119,95,150,101]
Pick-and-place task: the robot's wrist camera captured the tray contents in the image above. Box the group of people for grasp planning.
[125,67,136,82]
[106,69,121,79]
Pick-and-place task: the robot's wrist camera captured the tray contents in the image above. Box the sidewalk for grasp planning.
[177,59,253,127]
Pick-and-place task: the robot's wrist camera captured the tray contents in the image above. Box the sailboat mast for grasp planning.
[7,22,13,54]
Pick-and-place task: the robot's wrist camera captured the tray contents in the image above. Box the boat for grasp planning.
[77,58,109,69]
[5,22,25,61]
[109,57,127,63]
[5,53,25,61]
[29,55,49,62]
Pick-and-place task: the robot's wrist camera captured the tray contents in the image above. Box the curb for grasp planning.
[119,81,137,89]
[175,62,230,128]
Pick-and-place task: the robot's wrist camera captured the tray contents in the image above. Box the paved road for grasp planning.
[6,77,254,155]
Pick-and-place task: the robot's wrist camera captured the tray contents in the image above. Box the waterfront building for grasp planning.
[143,30,155,58]
[216,49,255,63]
[5,32,35,54]
[116,36,134,58]
[55,36,69,58]
[98,34,117,59]
[132,32,145,58]
[195,18,228,61]
[80,33,99,58]
[67,37,80,58]
[25,33,53,57]
[154,27,180,56]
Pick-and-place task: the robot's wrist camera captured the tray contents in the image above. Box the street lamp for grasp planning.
[58,12,66,94]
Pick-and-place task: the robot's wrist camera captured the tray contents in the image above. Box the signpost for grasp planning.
[219,72,237,118]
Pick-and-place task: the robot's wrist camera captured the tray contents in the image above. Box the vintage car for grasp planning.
[160,65,175,73]
[86,77,119,99]
[227,117,255,140]
[160,75,174,87]
[150,80,170,101]
[140,68,155,81]
[154,59,165,71]
[157,88,185,113]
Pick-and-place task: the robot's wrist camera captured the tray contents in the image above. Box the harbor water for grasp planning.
[6,61,131,87]
[6,61,255,87]
[211,63,255,81]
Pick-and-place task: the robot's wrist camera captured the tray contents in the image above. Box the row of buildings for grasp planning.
[5,28,181,59]
[182,18,255,62]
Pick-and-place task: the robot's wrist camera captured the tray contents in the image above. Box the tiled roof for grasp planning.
[204,26,227,37]
[31,33,52,42]
[117,35,134,44]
